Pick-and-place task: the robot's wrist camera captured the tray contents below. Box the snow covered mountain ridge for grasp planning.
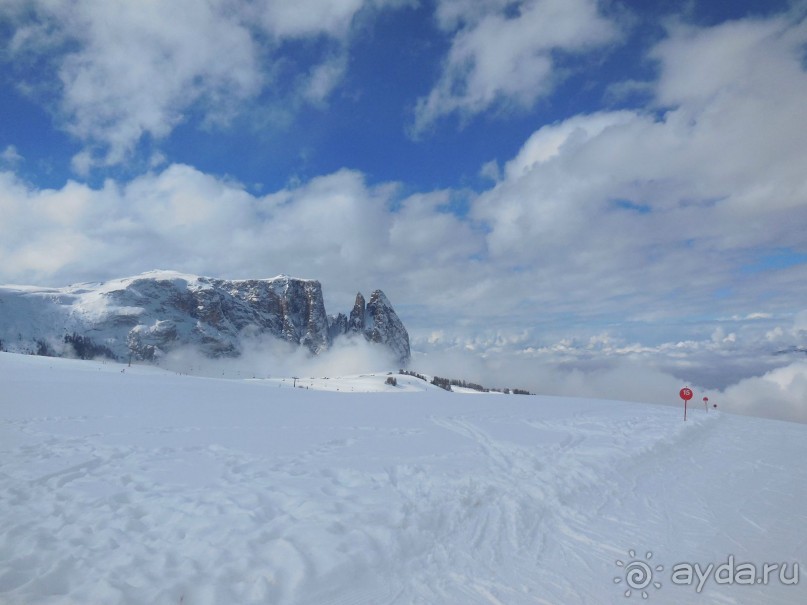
[0,270,411,365]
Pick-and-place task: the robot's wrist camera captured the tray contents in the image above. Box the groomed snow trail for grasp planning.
[1,353,805,604]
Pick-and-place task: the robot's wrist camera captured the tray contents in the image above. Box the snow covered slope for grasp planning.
[1,352,804,604]
[0,271,410,364]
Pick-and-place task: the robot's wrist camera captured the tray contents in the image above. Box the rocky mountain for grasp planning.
[0,271,410,365]
[328,290,411,366]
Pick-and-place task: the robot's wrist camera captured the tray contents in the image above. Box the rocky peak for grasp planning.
[365,290,410,364]
[348,292,366,333]
[328,288,410,365]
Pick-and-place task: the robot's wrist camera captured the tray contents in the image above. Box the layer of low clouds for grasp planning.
[413,312,807,423]
[160,334,400,381]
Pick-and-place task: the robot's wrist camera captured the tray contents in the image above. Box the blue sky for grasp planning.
[1,0,793,191]
[2,0,807,417]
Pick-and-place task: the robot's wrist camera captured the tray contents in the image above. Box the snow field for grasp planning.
[0,352,805,604]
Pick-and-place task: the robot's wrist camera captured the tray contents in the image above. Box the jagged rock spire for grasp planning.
[327,289,410,365]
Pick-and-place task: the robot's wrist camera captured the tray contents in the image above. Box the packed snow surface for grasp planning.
[1,353,805,604]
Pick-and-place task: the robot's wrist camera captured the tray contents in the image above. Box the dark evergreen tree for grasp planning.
[64,333,116,360]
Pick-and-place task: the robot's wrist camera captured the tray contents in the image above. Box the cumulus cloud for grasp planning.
[711,361,807,423]
[5,0,263,167]
[0,164,484,312]
[0,0,401,169]
[413,0,621,134]
[468,13,807,325]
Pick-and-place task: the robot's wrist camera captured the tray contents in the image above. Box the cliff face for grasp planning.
[328,289,411,365]
[0,271,410,365]
[114,273,332,360]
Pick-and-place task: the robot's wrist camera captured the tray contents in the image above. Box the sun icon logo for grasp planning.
[614,550,663,599]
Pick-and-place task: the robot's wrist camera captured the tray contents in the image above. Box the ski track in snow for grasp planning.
[0,353,805,604]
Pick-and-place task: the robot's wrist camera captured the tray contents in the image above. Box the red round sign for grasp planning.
[703,396,709,402]
[679,387,693,401]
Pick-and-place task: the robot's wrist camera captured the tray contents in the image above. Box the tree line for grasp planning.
[398,369,532,395]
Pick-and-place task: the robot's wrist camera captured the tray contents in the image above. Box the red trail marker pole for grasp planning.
[679,387,693,421]
[703,396,709,412]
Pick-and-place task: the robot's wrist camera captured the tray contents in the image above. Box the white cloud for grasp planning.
[413,0,620,134]
[727,312,773,321]
[5,0,262,167]
[302,55,349,105]
[0,164,483,313]
[502,110,636,179]
[254,0,366,39]
[718,361,807,423]
[160,333,399,380]
[467,13,807,324]
[0,0,400,169]
[0,145,23,167]
[413,329,807,423]
[70,150,95,177]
